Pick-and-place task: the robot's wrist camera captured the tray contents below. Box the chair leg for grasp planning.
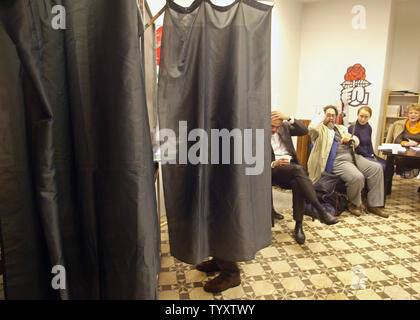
[271,209,274,227]
[271,187,275,227]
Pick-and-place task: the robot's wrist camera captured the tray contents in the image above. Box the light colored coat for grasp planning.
[385,120,406,143]
[307,113,360,183]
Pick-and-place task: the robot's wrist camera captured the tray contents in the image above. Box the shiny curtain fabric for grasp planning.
[0,0,159,299]
[158,0,272,265]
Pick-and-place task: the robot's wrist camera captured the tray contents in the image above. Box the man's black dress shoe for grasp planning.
[317,208,339,225]
[294,222,305,244]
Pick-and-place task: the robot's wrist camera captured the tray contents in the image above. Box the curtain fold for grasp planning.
[158,0,272,265]
[0,0,159,300]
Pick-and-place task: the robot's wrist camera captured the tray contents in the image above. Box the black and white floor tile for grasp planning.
[158,177,420,300]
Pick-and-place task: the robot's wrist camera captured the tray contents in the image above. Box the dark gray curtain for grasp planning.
[0,0,159,299]
[158,0,272,265]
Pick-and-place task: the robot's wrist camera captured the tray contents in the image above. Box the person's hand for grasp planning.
[271,111,290,127]
[340,137,352,144]
[273,159,291,167]
[406,140,418,147]
[271,111,290,121]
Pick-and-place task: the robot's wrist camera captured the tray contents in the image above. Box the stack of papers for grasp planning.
[378,144,397,150]
[378,144,406,154]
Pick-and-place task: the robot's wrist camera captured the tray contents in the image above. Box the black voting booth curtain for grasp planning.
[158,0,273,265]
[0,0,159,299]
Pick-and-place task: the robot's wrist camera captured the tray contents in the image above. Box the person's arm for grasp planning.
[271,142,291,168]
[271,159,291,168]
[399,121,420,146]
[308,112,325,142]
[367,125,375,157]
[358,143,372,157]
[349,125,369,157]
[287,118,309,137]
[352,135,360,147]
[340,127,360,147]
[399,139,416,147]
[359,148,371,158]
[394,133,403,145]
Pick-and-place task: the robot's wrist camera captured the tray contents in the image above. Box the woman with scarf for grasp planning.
[386,104,420,179]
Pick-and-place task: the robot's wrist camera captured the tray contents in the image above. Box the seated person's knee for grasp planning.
[372,161,383,174]
[351,171,365,185]
[292,164,304,174]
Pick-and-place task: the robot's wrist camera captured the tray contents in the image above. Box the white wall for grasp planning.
[271,0,303,116]
[295,0,394,149]
[145,0,165,25]
[388,0,420,93]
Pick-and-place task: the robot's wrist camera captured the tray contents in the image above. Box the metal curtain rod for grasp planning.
[144,5,166,31]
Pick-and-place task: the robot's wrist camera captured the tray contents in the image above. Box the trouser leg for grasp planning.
[290,179,305,222]
[273,163,323,221]
[356,155,384,207]
[272,164,296,186]
[289,165,322,206]
[376,156,387,172]
[333,154,365,206]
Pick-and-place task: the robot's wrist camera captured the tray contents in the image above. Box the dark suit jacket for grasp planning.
[271,119,309,165]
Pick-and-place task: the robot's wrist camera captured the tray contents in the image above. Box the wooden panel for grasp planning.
[296,119,311,170]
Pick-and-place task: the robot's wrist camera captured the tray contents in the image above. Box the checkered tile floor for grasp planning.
[0,177,418,300]
[158,177,420,300]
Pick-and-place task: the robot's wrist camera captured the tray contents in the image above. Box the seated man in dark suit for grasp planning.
[271,111,338,244]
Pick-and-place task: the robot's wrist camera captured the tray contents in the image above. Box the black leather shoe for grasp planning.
[196,259,221,273]
[294,222,305,245]
[272,209,284,220]
[317,208,339,225]
[203,271,241,293]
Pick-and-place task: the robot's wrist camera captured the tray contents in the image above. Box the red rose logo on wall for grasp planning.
[345,64,366,81]
[340,63,371,107]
